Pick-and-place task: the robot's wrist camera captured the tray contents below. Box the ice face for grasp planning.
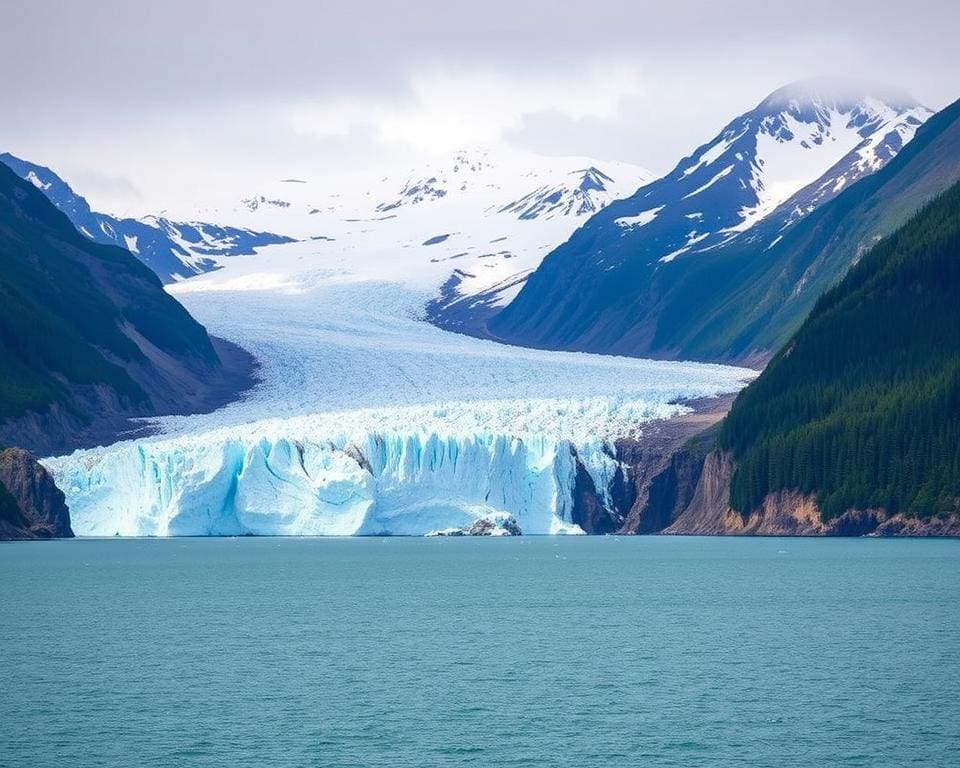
[47,396,708,537]
[45,244,755,536]
[53,427,588,537]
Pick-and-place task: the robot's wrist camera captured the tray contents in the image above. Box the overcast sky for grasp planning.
[3,0,958,215]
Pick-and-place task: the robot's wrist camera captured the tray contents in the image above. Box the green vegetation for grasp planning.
[720,181,960,519]
[0,162,217,422]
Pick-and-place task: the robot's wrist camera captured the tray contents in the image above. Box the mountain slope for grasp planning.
[656,95,960,363]
[0,162,253,455]
[719,180,960,520]
[0,153,293,282]
[490,80,934,362]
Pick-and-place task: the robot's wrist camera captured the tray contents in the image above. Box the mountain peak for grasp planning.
[572,166,614,193]
[759,77,922,114]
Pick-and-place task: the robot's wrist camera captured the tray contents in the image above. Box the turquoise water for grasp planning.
[1,537,958,767]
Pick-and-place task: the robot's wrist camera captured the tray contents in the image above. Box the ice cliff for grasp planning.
[49,423,622,536]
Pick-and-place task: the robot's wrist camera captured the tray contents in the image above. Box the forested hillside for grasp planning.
[720,182,960,519]
[0,163,251,454]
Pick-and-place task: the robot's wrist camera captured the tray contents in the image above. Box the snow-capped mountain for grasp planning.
[490,79,933,359]
[601,79,931,266]
[0,153,292,281]
[498,166,624,218]
[187,148,651,314]
[368,152,636,220]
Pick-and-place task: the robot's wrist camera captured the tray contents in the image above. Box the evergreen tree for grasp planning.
[720,182,960,520]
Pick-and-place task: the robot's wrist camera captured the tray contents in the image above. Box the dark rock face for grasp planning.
[614,435,710,534]
[570,449,624,535]
[633,447,707,534]
[0,448,73,540]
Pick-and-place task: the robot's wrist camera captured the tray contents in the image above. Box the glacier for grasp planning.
[54,414,594,537]
[46,255,754,537]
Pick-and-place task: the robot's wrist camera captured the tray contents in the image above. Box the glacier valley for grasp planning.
[46,209,754,537]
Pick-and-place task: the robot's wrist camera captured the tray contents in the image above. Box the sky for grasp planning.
[3,0,958,216]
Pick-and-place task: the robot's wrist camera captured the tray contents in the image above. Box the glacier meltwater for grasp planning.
[46,245,754,536]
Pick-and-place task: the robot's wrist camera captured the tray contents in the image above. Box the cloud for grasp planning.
[68,169,143,204]
[2,1,957,215]
[286,61,644,153]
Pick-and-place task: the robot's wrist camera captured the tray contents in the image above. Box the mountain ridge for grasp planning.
[0,153,294,282]
[488,80,938,361]
[0,162,255,455]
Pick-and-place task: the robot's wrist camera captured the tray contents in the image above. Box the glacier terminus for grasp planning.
[47,260,752,536]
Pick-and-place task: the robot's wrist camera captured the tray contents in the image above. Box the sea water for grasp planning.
[2,536,958,767]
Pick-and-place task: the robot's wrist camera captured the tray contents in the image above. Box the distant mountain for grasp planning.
[190,148,651,321]
[720,179,960,522]
[0,153,293,282]
[368,151,638,222]
[498,166,619,219]
[490,80,935,362]
[0,162,253,455]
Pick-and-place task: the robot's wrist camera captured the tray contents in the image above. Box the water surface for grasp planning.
[2,536,958,767]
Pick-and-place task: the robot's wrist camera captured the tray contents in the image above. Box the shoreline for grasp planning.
[610,395,960,538]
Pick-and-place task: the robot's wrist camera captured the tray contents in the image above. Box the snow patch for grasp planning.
[682,165,734,199]
[615,205,665,229]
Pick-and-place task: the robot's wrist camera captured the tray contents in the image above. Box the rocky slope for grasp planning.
[578,426,960,537]
[0,448,73,540]
[0,162,255,456]
[657,447,960,536]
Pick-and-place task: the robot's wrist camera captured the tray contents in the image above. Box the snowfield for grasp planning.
[47,195,754,537]
[176,148,652,312]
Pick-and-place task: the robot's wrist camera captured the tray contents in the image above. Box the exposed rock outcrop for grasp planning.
[590,396,734,536]
[629,443,960,537]
[426,512,522,537]
[571,452,625,534]
[616,433,713,534]
[468,514,522,536]
[0,448,73,540]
